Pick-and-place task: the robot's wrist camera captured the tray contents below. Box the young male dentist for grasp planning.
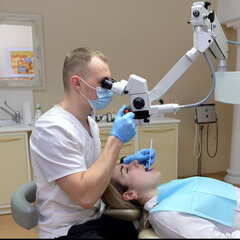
[30,47,155,239]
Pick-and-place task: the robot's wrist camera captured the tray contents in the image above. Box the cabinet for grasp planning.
[0,132,31,214]
[138,125,178,184]
[99,117,179,184]
[99,129,135,157]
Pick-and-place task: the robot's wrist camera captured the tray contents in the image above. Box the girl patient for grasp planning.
[102,160,240,238]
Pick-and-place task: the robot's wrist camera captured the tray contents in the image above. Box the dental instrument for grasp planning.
[148,138,153,171]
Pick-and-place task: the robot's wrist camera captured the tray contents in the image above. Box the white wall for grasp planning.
[0,90,33,120]
[218,0,240,23]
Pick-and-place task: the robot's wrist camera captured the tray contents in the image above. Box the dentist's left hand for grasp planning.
[124,148,155,169]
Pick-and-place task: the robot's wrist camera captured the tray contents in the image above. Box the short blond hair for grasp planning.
[62,47,107,92]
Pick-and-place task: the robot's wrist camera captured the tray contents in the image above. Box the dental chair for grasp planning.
[11,181,38,230]
[104,208,160,239]
[11,181,160,238]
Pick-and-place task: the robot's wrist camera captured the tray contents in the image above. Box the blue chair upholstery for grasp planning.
[11,181,38,230]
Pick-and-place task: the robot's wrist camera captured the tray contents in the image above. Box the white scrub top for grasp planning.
[30,106,102,238]
[144,187,240,238]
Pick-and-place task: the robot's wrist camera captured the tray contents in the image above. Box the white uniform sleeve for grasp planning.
[149,211,240,238]
[30,122,86,182]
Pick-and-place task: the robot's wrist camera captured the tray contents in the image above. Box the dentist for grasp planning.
[30,47,154,239]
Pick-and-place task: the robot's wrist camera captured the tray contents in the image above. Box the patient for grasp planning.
[102,160,240,238]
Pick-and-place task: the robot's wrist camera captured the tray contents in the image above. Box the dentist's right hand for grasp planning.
[110,104,136,143]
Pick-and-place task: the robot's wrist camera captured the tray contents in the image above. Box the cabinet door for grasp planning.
[99,128,135,157]
[0,133,29,209]
[138,125,178,184]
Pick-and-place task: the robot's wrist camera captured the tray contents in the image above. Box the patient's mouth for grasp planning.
[144,166,152,172]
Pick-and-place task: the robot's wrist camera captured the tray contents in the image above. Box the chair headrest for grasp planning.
[104,208,141,221]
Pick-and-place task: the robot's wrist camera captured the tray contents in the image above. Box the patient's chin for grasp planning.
[155,170,162,182]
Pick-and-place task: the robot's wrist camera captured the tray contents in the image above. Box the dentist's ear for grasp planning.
[123,191,138,201]
[70,75,81,90]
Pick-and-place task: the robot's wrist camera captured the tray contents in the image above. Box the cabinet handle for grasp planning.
[99,131,111,136]
[141,128,174,134]
[122,142,133,147]
[101,141,133,147]
[0,137,22,143]
[99,134,109,137]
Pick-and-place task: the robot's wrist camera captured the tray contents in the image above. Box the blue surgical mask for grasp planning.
[79,77,113,110]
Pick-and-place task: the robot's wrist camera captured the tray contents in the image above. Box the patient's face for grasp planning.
[112,160,161,193]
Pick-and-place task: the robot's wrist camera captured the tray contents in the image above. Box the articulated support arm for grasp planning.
[102,2,228,122]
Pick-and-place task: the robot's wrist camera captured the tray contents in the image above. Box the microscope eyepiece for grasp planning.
[102,78,116,90]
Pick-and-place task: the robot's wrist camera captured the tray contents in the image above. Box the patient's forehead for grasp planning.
[113,164,122,175]
[113,164,125,180]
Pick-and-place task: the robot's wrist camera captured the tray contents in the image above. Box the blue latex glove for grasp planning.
[110,104,136,143]
[124,148,155,170]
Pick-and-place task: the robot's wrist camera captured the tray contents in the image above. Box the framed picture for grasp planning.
[6,47,34,78]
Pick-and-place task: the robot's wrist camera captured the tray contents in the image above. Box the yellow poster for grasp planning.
[10,50,34,75]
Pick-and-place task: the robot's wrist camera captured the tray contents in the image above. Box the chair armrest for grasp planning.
[11,181,38,230]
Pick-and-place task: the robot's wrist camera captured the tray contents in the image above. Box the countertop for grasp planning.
[0,116,180,133]
[98,116,180,128]
[0,123,34,133]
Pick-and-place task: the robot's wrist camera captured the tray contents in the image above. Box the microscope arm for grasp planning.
[149,47,200,103]
[149,1,228,103]
[102,2,229,120]
[143,1,229,117]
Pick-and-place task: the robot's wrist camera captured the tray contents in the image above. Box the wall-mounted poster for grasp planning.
[6,47,34,78]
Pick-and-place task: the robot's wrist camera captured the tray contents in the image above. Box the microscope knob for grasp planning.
[207,10,215,23]
[123,105,132,115]
[133,97,145,109]
[204,1,211,9]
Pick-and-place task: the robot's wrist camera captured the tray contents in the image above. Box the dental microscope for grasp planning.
[102,1,229,123]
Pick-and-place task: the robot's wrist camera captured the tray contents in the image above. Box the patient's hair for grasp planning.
[102,178,150,231]
[62,47,107,92]
[102,179,141,209]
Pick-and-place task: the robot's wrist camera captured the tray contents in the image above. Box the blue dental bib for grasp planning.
[150,177,237,227]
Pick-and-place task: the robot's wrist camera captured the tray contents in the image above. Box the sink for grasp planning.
[0,119,29,128]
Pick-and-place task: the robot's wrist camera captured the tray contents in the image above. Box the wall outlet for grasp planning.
[195,104,217,124]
